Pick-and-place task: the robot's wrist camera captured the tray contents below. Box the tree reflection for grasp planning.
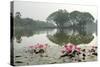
[14,29,34,43]
[14,28,54,43]
[47,28,94,46]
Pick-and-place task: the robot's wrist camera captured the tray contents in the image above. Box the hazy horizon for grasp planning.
[14,1,97,21]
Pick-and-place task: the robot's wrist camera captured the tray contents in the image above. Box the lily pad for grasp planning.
[15,56,22,58]
[15,61,23,63]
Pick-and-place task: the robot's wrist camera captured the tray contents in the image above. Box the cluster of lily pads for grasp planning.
[28,43,80,57]
[28,43,48,55]
[15,43,97,65]
[60,43,81,58]
[27,43,97,60]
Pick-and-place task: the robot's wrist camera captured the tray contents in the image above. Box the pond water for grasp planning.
[13,24,97,66]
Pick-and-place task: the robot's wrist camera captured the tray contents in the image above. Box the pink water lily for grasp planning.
[64,43,76,53]
[62,43,80,54]
[29,43,48,49]
[75,47,81,52]
[37,43,47,49]
[28,43,48,54]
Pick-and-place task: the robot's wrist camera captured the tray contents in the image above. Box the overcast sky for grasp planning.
[14,1,97,21]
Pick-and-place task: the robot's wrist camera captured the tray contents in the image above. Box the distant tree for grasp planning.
[46,9,69,28]
[14,12,55,29]
[70,11,82,25]
[70,11,94,28]
[14,12,22,26]
[81,12,94,24]
[15,12,21,19]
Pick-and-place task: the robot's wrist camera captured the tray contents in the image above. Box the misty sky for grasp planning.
[14,1,97,21]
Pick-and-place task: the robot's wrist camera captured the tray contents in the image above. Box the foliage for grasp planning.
[28,43,48,54]
[60,43,81,58]
[47,9,69,28]
[47,10,94,28]
[14,12,55,29]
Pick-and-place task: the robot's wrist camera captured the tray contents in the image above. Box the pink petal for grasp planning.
[38,44,44,48]
[75,47,81,52]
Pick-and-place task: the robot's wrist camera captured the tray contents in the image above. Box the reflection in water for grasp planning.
[14,25,96,45]
[14,29,34,43]
[14,28,55,43]
[47,28,94,45]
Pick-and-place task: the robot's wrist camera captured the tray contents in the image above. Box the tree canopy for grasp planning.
[47,9,95,29]
[47,9,69,28]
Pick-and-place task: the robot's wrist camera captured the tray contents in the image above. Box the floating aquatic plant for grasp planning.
[60,43,81,58]
[28,43,48,54]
